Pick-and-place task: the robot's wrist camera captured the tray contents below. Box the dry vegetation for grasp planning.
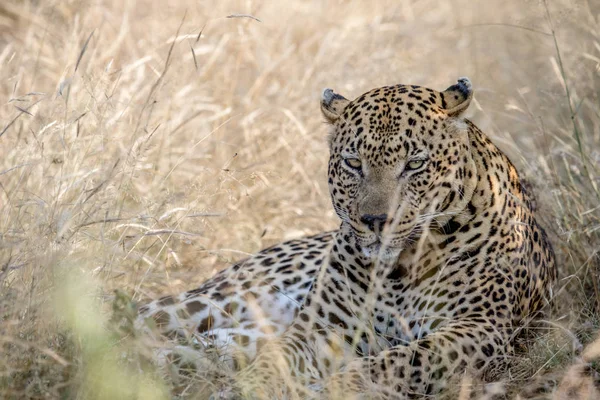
[1,0,599,399]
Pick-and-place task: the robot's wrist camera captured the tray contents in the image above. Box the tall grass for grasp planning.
[0,0,599,398]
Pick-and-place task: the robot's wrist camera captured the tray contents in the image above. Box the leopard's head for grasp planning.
[321,78,478,261]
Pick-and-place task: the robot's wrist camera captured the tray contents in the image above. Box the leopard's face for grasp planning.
[321,80,478,261]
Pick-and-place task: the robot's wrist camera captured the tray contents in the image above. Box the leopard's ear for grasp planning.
[321,88,350,123]
[441,77,473,117]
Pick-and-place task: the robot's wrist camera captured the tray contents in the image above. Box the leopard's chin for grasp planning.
[360,240,403,263]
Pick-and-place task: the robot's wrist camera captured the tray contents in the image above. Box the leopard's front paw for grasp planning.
[208,383,244,400]
[318,360,381,399]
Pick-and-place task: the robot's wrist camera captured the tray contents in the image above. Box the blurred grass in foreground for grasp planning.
[53,267,168,400]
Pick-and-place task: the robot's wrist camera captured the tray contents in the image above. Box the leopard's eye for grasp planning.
[344,158,362,171]
[406,160,425,170]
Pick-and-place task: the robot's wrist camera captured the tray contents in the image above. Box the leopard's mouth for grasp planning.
[353,223,420,262]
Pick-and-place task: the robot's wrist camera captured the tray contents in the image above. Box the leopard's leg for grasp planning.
[220,320,325,400]
[322,316,512,399]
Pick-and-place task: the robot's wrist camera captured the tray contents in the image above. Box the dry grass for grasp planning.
[1,0,599,398]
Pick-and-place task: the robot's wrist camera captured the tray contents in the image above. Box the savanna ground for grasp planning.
[1,0,599,399]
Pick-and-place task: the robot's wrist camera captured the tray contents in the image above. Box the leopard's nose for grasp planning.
[360,213,387,234]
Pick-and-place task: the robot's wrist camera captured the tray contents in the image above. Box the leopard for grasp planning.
[137,77,557,399]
